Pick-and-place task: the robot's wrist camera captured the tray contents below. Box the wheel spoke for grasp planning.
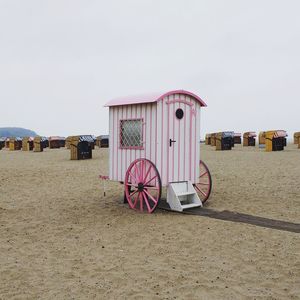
[134,165,140,183]
[195,185,207,197]
[198,182,209,186]
[140,160,144,181]
[129,189,139,198]
[143,164,152,184]
[128,171,139,184]
[139,192,143,211]
[200,171,208,178]
[142,192,152,213]
[135,161,141,182]
[132,192,140,208]
[126,183,139,188]
[144,175,157,186]
[144,186,158,190]
[144,189,158,204]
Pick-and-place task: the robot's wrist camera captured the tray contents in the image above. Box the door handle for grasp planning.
[169,139,176,147]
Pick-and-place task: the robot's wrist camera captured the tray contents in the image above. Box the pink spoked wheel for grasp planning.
[124,158,162,213]
[194,160,212,204]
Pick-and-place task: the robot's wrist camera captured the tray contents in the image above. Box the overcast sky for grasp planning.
[0,0,299,138]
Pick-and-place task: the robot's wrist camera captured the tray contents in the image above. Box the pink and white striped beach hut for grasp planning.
[103,90,212,213]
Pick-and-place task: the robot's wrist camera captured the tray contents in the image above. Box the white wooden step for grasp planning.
[177,191,197,197]
[181,203,202,210]
[167,181,202,212]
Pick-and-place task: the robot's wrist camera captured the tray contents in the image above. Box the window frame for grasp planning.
[119,118,144,150]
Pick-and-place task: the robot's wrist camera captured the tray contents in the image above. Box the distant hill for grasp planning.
[0,127,38,137]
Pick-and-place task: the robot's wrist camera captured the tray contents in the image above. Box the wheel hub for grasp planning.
[137,182,144,192]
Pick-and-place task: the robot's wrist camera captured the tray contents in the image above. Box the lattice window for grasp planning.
[120,119,143,148]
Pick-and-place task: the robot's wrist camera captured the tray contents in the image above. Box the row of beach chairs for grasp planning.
[205,131,299,152]
[0,135,109,160]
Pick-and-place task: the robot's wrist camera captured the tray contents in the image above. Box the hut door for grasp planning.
[167,99,196,183]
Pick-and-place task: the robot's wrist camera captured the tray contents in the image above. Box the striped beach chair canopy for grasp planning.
[78,135,95,143]
[274,130,287,138]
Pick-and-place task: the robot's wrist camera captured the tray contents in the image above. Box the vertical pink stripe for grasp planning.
[138,105,140,160]
[118,105,124,177]
[155,103,157,169]
[125,106,128,177]
[166,96,170,184]
[184,96,186,180]
[150,104,152,162]
[134,105,137,162]
[194,100,197,183]
[178,100,181,181]
[161,99,164,184]
[130,106,132,166]
[116,107,119,181]
[189,97,192,181]
[172,99,175,182]
[115,109,118,179]
[144,104,147,159]
[139,105,141,159]
[112,108,114,179]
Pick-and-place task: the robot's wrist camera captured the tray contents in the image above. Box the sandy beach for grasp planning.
[0,145,299,299]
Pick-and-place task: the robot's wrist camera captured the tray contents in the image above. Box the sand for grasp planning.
[0,145,299,299]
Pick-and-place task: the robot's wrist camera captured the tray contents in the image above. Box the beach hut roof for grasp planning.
[222,131,234,137]
[104,90,207,107]
[99,135,109,139]
[265,130,287,138]
[247,132,257,137]
[49,136,65,141]
[274,130,288,138]
[12,137,22,141]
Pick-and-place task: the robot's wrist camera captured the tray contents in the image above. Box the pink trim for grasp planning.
[134,106,137,162]
[125,106,128,176]
[178,101,181,181]
[166,99,194,106]
[150,104,152,162]
[112,109,115,179]
[194,100,197,183]
[121,106,123,179]
[155,103,157,170]
[144,104,147,160]
[161,99,164,183]
[116,108,119,180]
[189,97,193,181]
[172,99,175,182]
[104,90,207,107]
[129,106,132,167]
[183,95,186,180]
[166,97,169,183]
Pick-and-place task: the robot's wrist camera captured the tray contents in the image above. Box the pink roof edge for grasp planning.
[104,90,207,107]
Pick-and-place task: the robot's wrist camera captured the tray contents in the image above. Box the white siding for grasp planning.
[109,103,157,182]
[156,94,201,185]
